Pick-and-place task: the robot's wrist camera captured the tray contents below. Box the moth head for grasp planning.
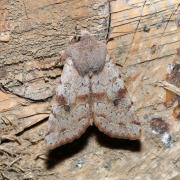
[69,30,91,44]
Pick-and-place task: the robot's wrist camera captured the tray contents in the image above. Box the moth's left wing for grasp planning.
[92,60,141,140]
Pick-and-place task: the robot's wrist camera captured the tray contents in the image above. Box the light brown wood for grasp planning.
[0,0,179,179]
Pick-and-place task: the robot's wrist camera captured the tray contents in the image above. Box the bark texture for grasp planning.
[0,0,180,179]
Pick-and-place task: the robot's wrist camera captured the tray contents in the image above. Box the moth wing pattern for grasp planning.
[45,58,91,149]
[92,58,141,139]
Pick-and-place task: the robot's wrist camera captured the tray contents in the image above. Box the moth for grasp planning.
[45,31,141,149]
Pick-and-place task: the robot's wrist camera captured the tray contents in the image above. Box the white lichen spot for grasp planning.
[161,132,173,148]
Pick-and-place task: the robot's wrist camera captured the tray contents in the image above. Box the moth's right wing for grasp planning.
[45,58,91,149]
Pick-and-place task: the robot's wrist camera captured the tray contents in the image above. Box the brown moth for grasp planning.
[45,31,141,149]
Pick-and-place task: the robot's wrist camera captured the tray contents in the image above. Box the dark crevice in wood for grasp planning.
[106,0,111,42]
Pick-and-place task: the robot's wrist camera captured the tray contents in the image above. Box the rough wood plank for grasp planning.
[0,0,180,180]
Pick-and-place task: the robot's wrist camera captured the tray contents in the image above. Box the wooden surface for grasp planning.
[0,0,180,179]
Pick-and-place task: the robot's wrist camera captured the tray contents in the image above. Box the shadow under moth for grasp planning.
[45,31,141,149]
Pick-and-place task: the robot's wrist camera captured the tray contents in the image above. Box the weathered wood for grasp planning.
[0,0,179,179]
